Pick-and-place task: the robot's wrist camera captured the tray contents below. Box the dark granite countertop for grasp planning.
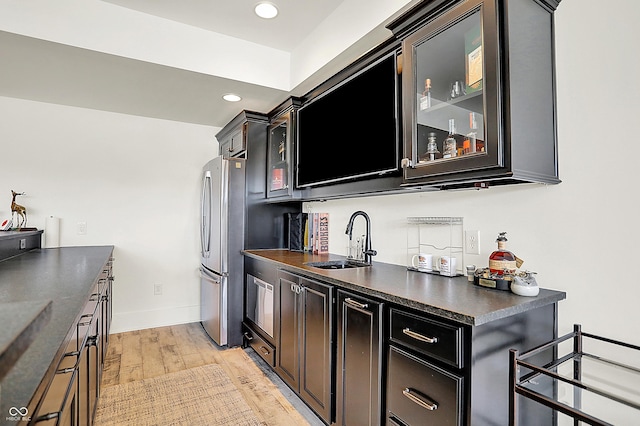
[0,300,52,383]
[0,246,114,418]
[243,249,566,326]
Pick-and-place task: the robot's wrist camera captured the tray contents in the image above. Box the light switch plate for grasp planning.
[77,221,87,235]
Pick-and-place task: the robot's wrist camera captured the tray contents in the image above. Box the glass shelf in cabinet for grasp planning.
[416,89,483,114]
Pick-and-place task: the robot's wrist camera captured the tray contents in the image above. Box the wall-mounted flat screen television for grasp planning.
[296,52,400,188]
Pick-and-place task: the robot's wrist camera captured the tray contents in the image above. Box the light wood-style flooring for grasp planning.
[100,322,322,425]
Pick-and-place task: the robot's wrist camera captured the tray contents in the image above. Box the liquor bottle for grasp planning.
[420,78,432,111]
[489,232,517,275]
[443,119,457,158]
[463,112,478,154]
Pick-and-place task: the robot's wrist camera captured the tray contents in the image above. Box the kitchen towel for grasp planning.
[44,216,60,248]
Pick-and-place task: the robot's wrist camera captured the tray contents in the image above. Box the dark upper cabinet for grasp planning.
[388,0,561,188]
[215,110,268,159]
[267,97,303,200]
[216,110,301,249]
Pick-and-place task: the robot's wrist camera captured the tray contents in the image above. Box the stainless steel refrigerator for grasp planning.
[200,155,245,347]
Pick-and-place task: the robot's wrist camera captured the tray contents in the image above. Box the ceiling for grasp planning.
[0,0,375,128]
[101,0,346,52]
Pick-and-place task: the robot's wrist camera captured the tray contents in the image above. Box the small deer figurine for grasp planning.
[11,190,27,228]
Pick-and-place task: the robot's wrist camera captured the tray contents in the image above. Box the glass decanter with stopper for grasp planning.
[489,232,517,275]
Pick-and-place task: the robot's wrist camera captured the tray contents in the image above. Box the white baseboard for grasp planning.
[109,304,200,334]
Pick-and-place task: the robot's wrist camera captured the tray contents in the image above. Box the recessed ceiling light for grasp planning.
[255,2,278,19]
[222,94,242,102]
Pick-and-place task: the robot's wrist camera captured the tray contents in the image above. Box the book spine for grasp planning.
[313,213,319,254]
[318,213,329,254]
[308,213,314,253]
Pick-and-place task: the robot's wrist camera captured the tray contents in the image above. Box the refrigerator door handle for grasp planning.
[200,267,222,283]
[201,171,212,257]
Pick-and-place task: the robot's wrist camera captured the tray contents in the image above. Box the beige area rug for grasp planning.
[94,363,262,426]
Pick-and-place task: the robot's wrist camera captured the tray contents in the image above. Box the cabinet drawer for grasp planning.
[243,323,276,367]
[245,256,276,284]
[33,368,78,424]
[387,345,463,426]
[390,308,463,368]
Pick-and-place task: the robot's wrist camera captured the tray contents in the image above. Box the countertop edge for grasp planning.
[243,249,566,326]
[0,300,52,383]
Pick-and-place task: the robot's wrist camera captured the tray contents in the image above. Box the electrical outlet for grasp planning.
[154,283,162,296]
[77,221,87,235]
[465,230,480,255]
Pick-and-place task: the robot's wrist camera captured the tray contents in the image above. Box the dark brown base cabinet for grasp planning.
[275,270,334,424]
[30,255,113,425]
[336,289,383,426]
[387,304,558,425]
[242,254,560,425]
[33,336,80,425]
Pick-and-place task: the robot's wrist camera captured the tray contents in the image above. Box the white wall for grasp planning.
[0,97,219,333]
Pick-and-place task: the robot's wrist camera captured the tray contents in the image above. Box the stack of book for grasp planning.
[304,212,329,254]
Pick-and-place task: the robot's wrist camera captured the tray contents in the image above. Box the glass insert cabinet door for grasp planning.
[267,116,290,196]
[402,0,501,182]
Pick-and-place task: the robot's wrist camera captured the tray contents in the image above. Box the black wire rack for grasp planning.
[509,324,640,426]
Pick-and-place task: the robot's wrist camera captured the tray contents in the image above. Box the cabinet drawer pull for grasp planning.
[402,328,438,344]
[403,387,438,411]
[344,297,369,310]
[243,332,253,341]
[35,412,59,422]
[78,314,93,327]
[259,346,271,356]
[388,416,404,426]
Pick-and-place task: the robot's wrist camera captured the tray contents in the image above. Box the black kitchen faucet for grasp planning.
[345,211,377,264]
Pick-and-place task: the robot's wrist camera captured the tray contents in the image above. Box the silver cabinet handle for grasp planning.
[259,346,271,356]
[388,417,403,426]
[78,313,93,327]
[243,332,253,341]
[402,328,438,344]
[344,297,369,309]
[35,412,59,422]
[403,388,438,411]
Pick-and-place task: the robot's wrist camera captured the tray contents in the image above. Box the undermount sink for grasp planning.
[304,260,370,270]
